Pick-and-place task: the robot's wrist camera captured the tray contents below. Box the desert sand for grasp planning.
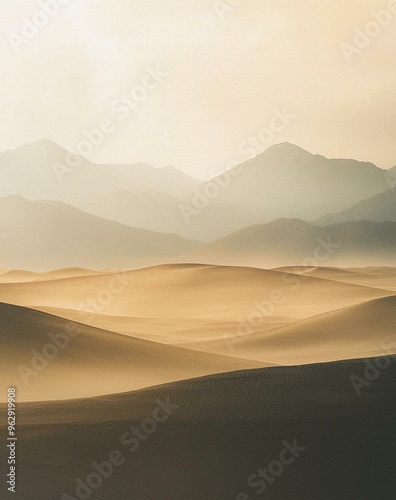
[0,301,264,402]
[0,264,395,499]
[3,357,395,499]
[1,264,395,401]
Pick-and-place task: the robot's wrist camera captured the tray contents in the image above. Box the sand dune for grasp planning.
[0,267,101,283]
[0,264,393,377]
[34,305,294,344]
[0,270,41,283]
[182,296,396,365]
[3,357,395,499]
[0,302,263,402]
[0,264,392,323]
[275,265,396,291]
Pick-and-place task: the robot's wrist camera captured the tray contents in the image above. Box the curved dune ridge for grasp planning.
[0,302,264,402]
[274,265,396,291]
[0,264,395,401]
[0,267,104,283]
[33,306,295,343]
[0,263,393,320]
[1,264,395,498]
[6,358,396,499]
[181,295,396,364]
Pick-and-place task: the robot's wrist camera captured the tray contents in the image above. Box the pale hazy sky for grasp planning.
[0,0,395,176]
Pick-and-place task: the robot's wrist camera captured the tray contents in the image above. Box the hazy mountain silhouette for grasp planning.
[78,189,192,237]
[1,140,395,243]
[80,188,259,241]
[317,188,396,225]
[203,142,391,223]
[0,196,196,270]
[0,139,200,203]
[203,218,396,266]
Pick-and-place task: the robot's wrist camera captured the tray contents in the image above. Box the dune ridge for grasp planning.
[0,302,264,402]
[2,357,395,499]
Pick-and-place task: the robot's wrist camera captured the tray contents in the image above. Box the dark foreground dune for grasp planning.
[1,357,395,499]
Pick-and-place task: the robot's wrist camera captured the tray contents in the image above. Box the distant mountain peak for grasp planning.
[266,142,309,153]
[245,142,323,168]
[22,138,64,151]
[0,139,67,158]
[0,194,30,204]
[268,217,312,227]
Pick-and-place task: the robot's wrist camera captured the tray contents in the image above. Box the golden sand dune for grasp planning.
[182,296,396,365]
[0,267,102,283]
[275,265,396,291]
[34,305,295,343]
[0,264,392,322]
[0,302,264,402]
[0,270,46,283]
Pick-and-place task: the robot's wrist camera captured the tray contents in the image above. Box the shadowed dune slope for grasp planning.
[179,296,396,364]
[35,305,295,343]
[0,302,263,402]
[233,295,396,364]
[2,358,395,499]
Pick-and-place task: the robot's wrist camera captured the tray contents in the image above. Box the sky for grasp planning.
[0,0,395,176]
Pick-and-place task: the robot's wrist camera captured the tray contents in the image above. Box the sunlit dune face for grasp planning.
[1,264,395,402]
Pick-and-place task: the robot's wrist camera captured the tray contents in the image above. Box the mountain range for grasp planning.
[0,139,200,202]
[206,141,392,222]
[0,140,395,269]
[200,218,396,267]
[0,195,194,270]
[316,188,396,225]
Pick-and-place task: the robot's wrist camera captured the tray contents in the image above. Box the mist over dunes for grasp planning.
[2,1,396,496]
